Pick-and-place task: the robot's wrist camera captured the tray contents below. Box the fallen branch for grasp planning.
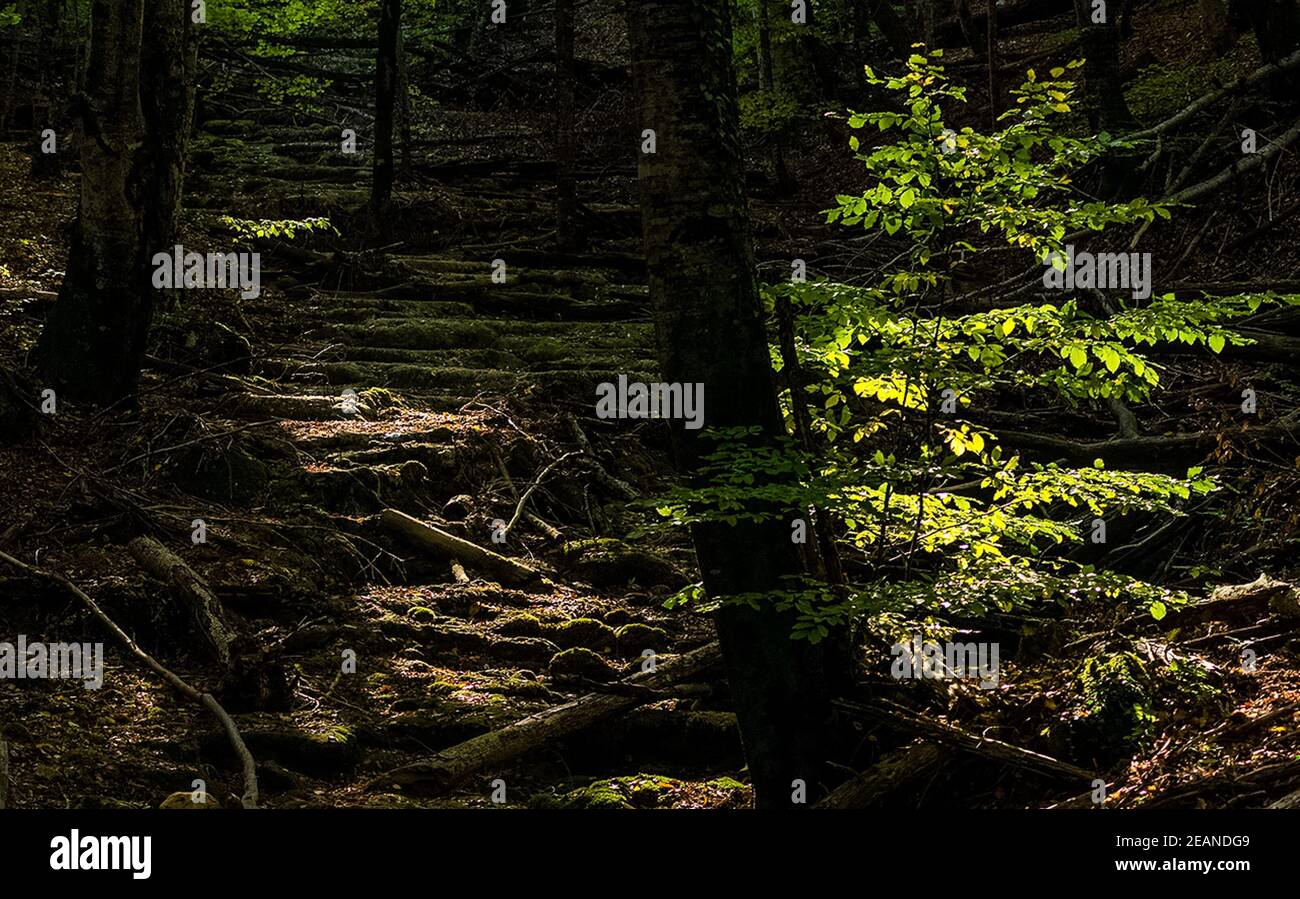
[366,642,723,795]
[127,536,235,669]
[1169,115,1300,206]
[816,743,948,809]
[833,698,1095,783]
[0,549,259,808]
[1124,48,1300,143]
[379,508,545,588]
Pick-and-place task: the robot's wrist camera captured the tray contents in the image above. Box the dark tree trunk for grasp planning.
[371,0,401,216]
[31,0,63,179]
[140,0,195,261]
[397,22,412,176]
[764,0,820,103]
[858,0,918,59]
[758,0,775,91]
[988,0,1000,128]
[36,0,150,405]
[1200,0,1235,56]
[627,0,846,808]
[1073,0,1136,134]
[1239,0,1300,65]
[555,0,581,251]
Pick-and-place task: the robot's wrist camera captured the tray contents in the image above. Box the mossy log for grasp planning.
[379,509,545,588]
[816,743,948,809]
[366,641,722,795]
[127,536,235,669]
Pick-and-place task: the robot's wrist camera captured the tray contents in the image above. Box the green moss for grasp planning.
[493,613,543,637]
[559,539,688,590]
[547,617,618,651]
[1126,57,1239,123]
[613,623,671,657]
[530,774,676,810]
[548,647,617,682]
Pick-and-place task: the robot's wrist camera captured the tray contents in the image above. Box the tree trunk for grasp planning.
[555,0,580,251]
[1239,0,1300,62]
[370,0,401,216]
[858,0,918,60]
[1200,0,1235,55]
[759,0,775,90]
[140,0,195,262]
[627,0,846,808]
[988,0,1000,128]
[1239,0,1300,95]
[1073,0,1136,134]
[764,0,820,103]
[36,0,149,405]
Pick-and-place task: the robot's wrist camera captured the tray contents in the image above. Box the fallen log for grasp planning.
[816,743,949,809]
[366,642,722,795]
[127,536,235,669]
[380,508,545,588]
[1174,575,1300,625]
[833,698,1095,783]
[1268,788,1300,809]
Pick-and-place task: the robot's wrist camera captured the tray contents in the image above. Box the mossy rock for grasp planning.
[548,647,617,682]
[1053,650,1155,766]
[203,723,361,777]
[171,441,270,504]
[558,539,688,590]
[160,790,221,809]
[531,774,676,810]
[493,613,543,638]
[547,617,617,651]
[613,623,671,657]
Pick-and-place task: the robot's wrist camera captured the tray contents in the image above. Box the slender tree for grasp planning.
[371,0,401,216]
[36,0,149,404]
[555,0,580,251]
[628,0,845,808]
[1073,0,1135,134]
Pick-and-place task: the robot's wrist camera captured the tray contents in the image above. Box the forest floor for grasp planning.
[3,0,1300,810]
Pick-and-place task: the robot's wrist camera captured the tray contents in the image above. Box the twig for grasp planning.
[504,451,581,537]
[0,549,259,808]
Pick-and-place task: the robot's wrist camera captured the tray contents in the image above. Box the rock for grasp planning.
[493,613,543,637]
[547,617,617,651]
[614,623,670,657]
[558,539,688,590]
[160,790,221,809]
[442,494,475,520]
[548,647,617,682]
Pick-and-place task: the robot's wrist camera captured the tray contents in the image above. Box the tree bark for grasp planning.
[1073,0,1136,134]
[370,0,401,216]
[627,0,847,808]
[1201,0,1235,55]
[36,0,150,405]
[555,0,580,250]
[1239,0,1300,65]
[127,535,233,670]
[140,0,195,264]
